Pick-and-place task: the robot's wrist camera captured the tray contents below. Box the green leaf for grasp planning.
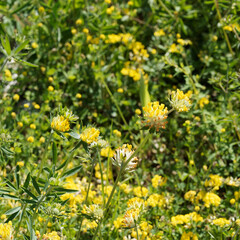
[52,141,57,165]
[56,159,68,171]
[31,177,41,195]
[140,75,151,107]
[61,165,82,179]
[1,194,19,200]
[68,131,80,139]
[5,206,21,215]
[15,165,20,189]
[54,188,78,193]
[70,140,82,153]
[24,173,31,189]
[1,35,11,55]
[21,188,38,200]
[5,211,20,222]
[13,40,29,55]
[5,180,17,192]
[13,57,38,67]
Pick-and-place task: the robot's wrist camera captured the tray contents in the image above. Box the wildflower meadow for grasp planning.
[0,0,240,239]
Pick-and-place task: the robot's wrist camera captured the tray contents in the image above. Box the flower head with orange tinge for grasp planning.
[142,102,168,131]
[122,208,139,228]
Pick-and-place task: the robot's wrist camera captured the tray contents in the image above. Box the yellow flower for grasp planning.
[42,231,60,240]
[34,104,40,109]
[204,174,223,190]
[105,0,111,3]
[76,19,83,25]
[196,191,221,208]
[181,231,198,240]
[11,112,16,118]
[184,191,196,203]
[80,127,100,144]
[76,93,82,98]
[48,86,54,92]
[114,217,123,229]
[154,29,165,37]
[32,42,38,49]
[151,49,157,54]
[135,109,141,115]
[0,221,13,239]
[117,88,124,93]
[198,96,209,108]
[106,6,114,14]
[48,77,54,82]
[127,197,145,209]
[17,161,24,167]
[101,147,114,157]
[41,66,46,73]
[169,89,191,112]
[223,25,233,31]
[133,186,148,197]
[39,137,45,143]
[27,136,34,143]
[38,6,45,13]
[30,124,36,130]
[142,101,168,131]
[152,175,167,188]
[4,69,12,81]
[212,35,218,41]
[171,212,203,226]
[17,122,23,127]
[24,103,29,108]
[51,115,70,132]
[71,28,77,35]
[113,129,121,137]
[13,94,20,101]
[213,218,230,227]
[83,28,89,34]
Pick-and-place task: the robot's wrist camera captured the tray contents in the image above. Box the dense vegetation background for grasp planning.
[0,0,240,239]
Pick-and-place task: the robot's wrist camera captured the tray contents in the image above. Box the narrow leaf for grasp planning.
[5,206,21,215]
[61,165,82,179]
[52,141,57,164]
[31,177,41,195]
[14,40,29,55]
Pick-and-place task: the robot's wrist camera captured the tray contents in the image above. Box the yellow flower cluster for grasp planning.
[51,115,70,132]
[177,38,192,46]
[196,191,221,208]
[171,212,203,226]
[151,175,167,188]
[0,221,13,240]
[80,127,100,144]
[113,129,121,137]
[128,41,149,62]
[154,29,165,37]
[121,66,142,81]
[127,197,145,209]
[184,190,197,203]
[147,193,166,208]
[105,33,133,44]
[169,89,191,112]
[42,231,60,240]
[198,96,209,108]
[131,221,153,240]
[122,208,140,228]
[142,101,168,131]
[212,218,230,227]
[205,174,223,190]
[133,186,148,197]
[82,204,103,220]
[100,147,114,158]
[181,231,198,240]
[82,219,98,233]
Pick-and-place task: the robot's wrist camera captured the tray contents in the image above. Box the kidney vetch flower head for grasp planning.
[80,127,100,144]
[51,107,78,133]
[169,89,191,112]
[112,144,138,172]
[142,101,168,131]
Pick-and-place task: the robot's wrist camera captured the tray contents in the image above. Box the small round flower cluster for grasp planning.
[80,127,100,144]
[169,89,192,112]
[142,102,168,131]
[171,212,203,226]
[51,115,70,132]
[112,144,138,172]
[0,221,13,240]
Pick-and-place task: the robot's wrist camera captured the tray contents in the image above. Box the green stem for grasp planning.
[14,203,27,238]
[40,217,50,240]
[97,148,105,207]
[213,0,234,55]
[0,57,9,73]
[37,133,52,181]
[93,132,151,240]
[136,224,139,240]
[101,78,128,127]
[32,185,53,222]
[77,159,95,238]
[157,0,175,19]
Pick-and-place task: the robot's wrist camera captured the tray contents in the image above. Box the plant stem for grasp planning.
[77,159,95,238]
[157,0,175,19]
[136,224,139,240]
[93,132,151,240]
[0,57,9,73]
[14,203,27,238]
[213,0,234,55]
[97,148,105,207]
[37,133,52,181]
